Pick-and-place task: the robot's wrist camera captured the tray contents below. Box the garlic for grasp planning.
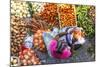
[11,1,30,18]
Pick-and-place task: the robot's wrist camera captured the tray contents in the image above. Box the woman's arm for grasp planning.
[54,32,67,41]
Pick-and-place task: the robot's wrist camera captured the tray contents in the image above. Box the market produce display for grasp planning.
[39,3,77,28]
[88,6,95,24]
[39,3,59,28]
[10,1,95,66]
[19,47,41,65]
[33,30,47,52]
[58,4,77,27]
[28,16,50,52]
[11,0,31,18]
[31,16,49,33]
[76,5,95,38]
[11,16,28,56]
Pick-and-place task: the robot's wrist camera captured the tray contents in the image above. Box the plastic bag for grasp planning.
[24,34,33,48]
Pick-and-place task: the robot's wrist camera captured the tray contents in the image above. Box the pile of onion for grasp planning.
[33,30,47,52]
[19,47,41,66]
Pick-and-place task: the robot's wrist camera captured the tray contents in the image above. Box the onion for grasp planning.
[34,34,38,38]
[31,56,35,60]
[27,51,32,57]
[28,48,31,51]
[33,61,37,65]
[23,63,27,66]
[27,60,31,64]
[22,59,27,64]
[19,55,24,60]
[37,30,41,33]
[39,39,43,44]
[31,58,35,64]
[38,37,42,40]
[38,33,42,36]
[30,50,34,54]
[23,49,28,54]
[34,39,38,43]
[19,52,22,55]
[24,54,30,60]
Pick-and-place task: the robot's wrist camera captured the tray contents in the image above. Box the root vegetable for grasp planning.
[27,60,32,65]
[33,30,46,52]
[27,51,32,57]
[24,54,30,60]
[19,49,41,65]
[11,1,30,18]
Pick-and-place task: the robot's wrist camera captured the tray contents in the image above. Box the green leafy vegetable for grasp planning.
[76,5,95,38]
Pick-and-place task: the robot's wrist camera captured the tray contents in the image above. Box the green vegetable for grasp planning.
[76,5,95,38]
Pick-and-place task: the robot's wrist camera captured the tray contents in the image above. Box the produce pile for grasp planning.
[11,16,45,65]
[33,30,47,52]
[10,1,95,66]
[76,5,95,38]
[11,0,31,18]
[19,47,41,65]
[11,16,28,56]
[39,3,59,28]
[39,3,77,28]
[88,6,95,24]
[30,16,50,52]
[31,16,49,33]
[58,4,76,27]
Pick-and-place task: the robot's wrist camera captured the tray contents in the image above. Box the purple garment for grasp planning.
[49,39,71,59]
[66,33,73,47]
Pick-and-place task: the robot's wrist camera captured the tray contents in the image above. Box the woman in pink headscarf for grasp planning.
[48,32,72,59]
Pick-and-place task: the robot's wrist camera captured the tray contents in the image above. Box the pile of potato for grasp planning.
[11,16,28,56]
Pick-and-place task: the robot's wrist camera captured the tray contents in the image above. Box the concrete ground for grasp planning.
[34,38,95,65]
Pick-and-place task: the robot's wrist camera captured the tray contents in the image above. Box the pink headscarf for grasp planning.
[49,39,71,59]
